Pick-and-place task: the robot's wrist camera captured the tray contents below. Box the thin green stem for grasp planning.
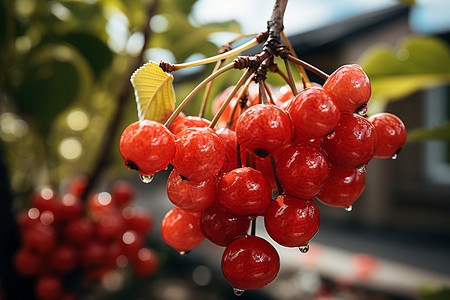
[264,82,275,105]
[198,60,224,118]
[281,31,312,87]
[164,62,235,128]
[284,58,298,96]
[286,54,330,80]
[209,68,254,129]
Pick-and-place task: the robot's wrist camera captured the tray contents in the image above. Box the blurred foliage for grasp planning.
[0,0,240,199]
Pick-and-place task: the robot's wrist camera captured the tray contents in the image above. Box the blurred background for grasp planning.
[1,0,450,299]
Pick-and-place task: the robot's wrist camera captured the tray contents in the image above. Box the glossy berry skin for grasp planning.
[218,167,272,216]
[23,224,57,254]
[168,115,211,135]
[317,165,366,208]
[276,145,330,200]
[131,248,159,277]
[172,127,225,182]
[50,244,78,274]
[236,104,293,158]
[161,207,204,253]
[200,201,250,247]
[251,155,278,191]
[221,235,280,290]
[111,180,135,208]
[119,120,175,176]
[36,276,63,300]
[322,114,377,169]
[264,195,320,247]
[122,207,154,234]
[367,112,406,158]
[323,64,371,113]
[166,169,217,212]
[14,248,41,276]
[289,87,340,139]
[216,128,247,175]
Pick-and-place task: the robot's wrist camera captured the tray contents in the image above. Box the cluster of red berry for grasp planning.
[14,179,158,300]
[119,64,406,295]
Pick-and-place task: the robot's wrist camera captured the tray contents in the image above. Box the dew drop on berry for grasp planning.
[233,288,245,296]
[357,165,367,173]
[345,205,353,212]
[391,153,398,160]
[179,250,191,256]
[139,174,154,183]
[299,244,310,253]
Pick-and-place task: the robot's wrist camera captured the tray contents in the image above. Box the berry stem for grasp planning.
[281,31,312,87]
[161,38,259,72]
[198,59,225,118]
[251,218,256,236]
[237,142,242,168]
[284,58,298,96]
[270,156,283,195]
[164,62,235,128]
[226,75,253,128]
[286,54,330,80]
[258,80,269,105]
[209,68,254,129]
[264,82,276,105]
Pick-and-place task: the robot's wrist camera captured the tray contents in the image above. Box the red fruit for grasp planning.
[81,241,107,268]
[122,207,154,235]
[172,127,225,182]
[64,218,94,246]
[166,169,217,212]
[200,201,250,247]
[322,114,377,169]
[251,155,278,191]
[119,120,175,176]
[367,112,406,159]
[58,194,83,222]
[23,224,56,254]
[93,210,124,241]
[275,83,304,106]
[87,192,114,213]
[35,276,63,300]
[68,176,88,197]
[160,207,204,253]
[131,248,159,277]
[50,244,78,274]
[17,208,40,232]
[221,235,280,291]
[31,188,59,214]
[120,231,145,258]
[276,145,330,199]
[111,180,136,207]
[106,241,125,268]
[168,115,211,135]
[323,64,371,113]
[289,87,340,139]
[316,165,366,208]
[14,248,42,276]
[264,195,320,247]
[216,128,247,175]
[236,104,293,158]
[218,167,272,216]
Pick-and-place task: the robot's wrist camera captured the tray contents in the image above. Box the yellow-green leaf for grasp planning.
[131,61,176,123]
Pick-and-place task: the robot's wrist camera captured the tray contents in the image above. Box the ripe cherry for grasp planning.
[166,169,217,212]
[218,167,272,216]
[122,206,154,235]
[316,165,366,208]
[160,207,204,253]
[50,244,78,274]
[200,201,250,247]
[216,127,247,175]
[131,248,159,277]
[264,195,320,247]
[23,223,57,254]
[35,275,63,300]
[64,218,94,246]
[322,114,377,170]
[236,104,292,158]
[323,64,371,113]
[172,127,225,182]
[289,87,340,139]
[367,112,406,159]
[221,235,280,291]
[168,115,211,135]
[276,145,330,199]
[119,120,175,176]
[14,248,42,276]
[111,180,136,208]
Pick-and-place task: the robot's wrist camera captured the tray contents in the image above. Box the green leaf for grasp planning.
[131,61,175,123]
[407,122,450,143]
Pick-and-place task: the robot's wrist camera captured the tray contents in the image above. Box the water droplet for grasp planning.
[345,205,353,212]
[357,165,367,173]
[391,153,398,160]
[299,244,309,253]
[139,173,154,183]
[233,288,245,296]
[358,107,367,115]
[179,250,191,256]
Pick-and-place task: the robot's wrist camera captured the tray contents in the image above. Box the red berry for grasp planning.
[17,208,40,232]
[221,235,280,291]
[81,241,107,268]
[276,145,330,199]
[93,210,124,241]
[111,180,135,207]
[64,218,94,246]
[160,207,204,253]
[323,64,371,113]
[172,127,225,182]
[31,188,59,214]
[119,120,175,176]
[50,244,78,274]
[236,104,293,158]
[120,230,145,258]
[322,114,377,169]
[367,112,406,159]
[58,194,83,222]
[264,195,320,247]
[251,155,278,191]
[289,87,340,139]
[166,169,217,212]
[168,115,211,135]
[122,207,154,235]
[218,167,272,216]
[200,201,250,247]
[131,248,159,277]
[14,248,42,276]
[36,276,63,300]
[316,165,366,208]
[87,192,114,213]
[23,224,56,254]
[216,127,247,175]
[68,176,88,197]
